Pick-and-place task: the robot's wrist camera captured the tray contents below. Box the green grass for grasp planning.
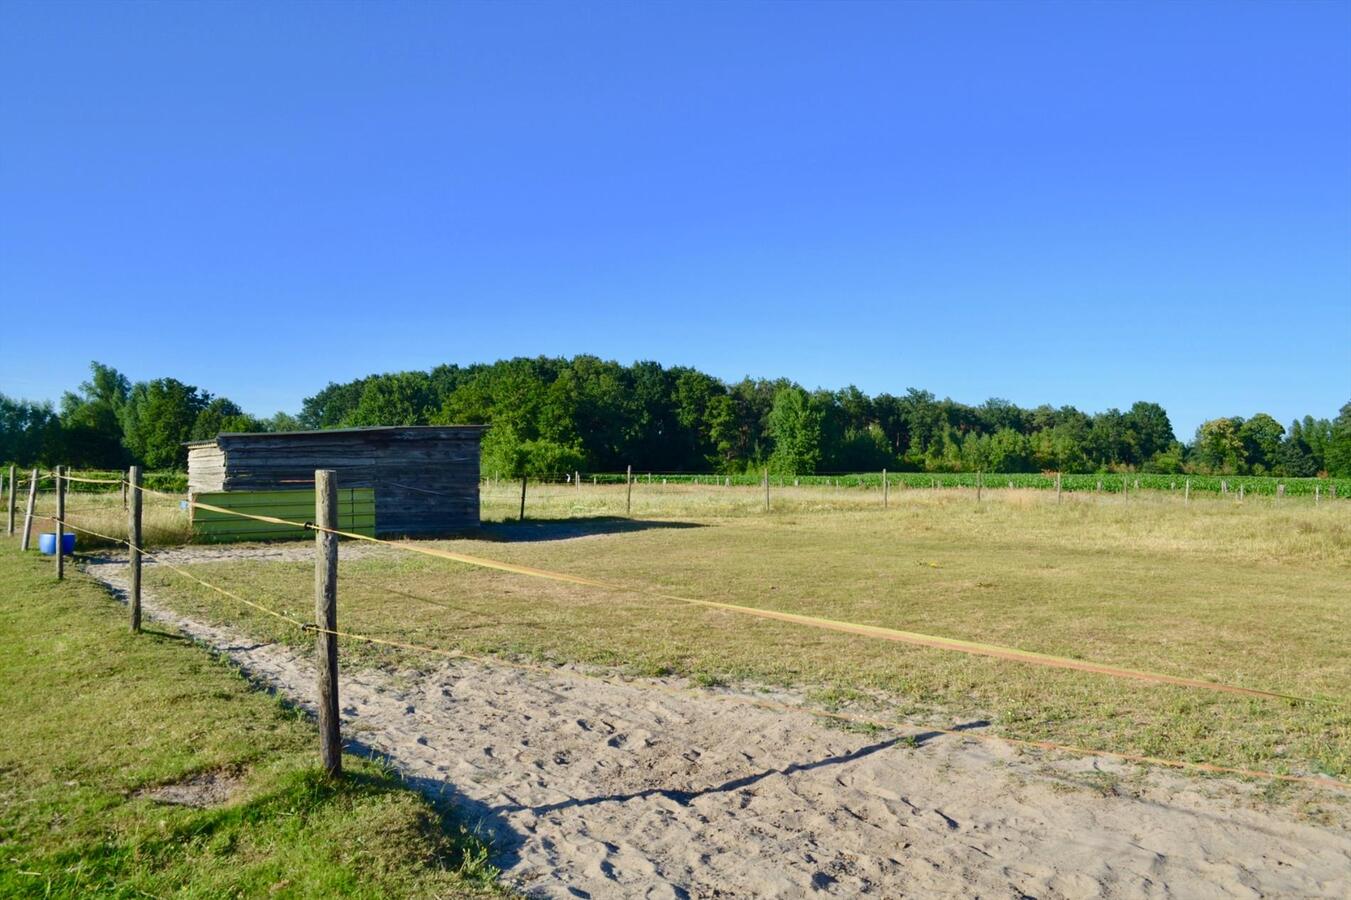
[0,543,502,898]
[143,484,1351,796]
[567,469,1350,497]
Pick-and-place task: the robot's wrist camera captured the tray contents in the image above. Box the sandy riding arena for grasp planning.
[84,535,1349,899]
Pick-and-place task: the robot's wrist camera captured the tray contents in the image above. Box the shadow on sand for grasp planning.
[497,719,992,817]
[349,719,991,874]
[476,516,704,544]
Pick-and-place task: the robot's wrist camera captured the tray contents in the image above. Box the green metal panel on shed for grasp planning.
[192,488,376,543]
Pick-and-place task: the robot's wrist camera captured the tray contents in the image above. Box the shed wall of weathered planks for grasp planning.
[186,426,484,536]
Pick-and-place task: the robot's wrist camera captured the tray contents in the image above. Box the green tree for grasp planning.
[191,397,264,440]
[480,421,584,482]
[120,379,208,468]
[1325,402,1351,477]
[1123,401,1175,463]
[1192,418,1245,474]
[1238,413,1284,475]
[0,394,60,466]
[299,379,368,429]
[59,361,130,467]
[766,386,822,475]
[345,372,434,426]
[986,427,1032,472]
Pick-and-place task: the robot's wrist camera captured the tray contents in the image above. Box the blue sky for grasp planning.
[1,0,1347,439]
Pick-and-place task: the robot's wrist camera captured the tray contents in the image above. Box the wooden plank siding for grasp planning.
[193,488,376,542]
[186,426,485,537]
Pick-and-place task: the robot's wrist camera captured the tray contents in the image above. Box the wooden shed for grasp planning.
[186,426,486,537]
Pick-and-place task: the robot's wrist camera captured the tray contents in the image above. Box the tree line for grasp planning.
[3,357,1349,478]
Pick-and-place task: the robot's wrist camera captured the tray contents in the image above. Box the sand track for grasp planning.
[83,550,1349,898]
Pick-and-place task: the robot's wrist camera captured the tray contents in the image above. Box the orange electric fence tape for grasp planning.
[42,513,1351,793]
[182,494,1327,705]
[47,473,125,485]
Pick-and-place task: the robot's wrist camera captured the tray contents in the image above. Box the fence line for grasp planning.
[15,468,1347,795]
[34,508,1351,793]
[170,489,1330,704]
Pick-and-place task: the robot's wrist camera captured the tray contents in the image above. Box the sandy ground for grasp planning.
[83,548,1350,899]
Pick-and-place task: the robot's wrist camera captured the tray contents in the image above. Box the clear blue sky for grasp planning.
[2,0,1348,439]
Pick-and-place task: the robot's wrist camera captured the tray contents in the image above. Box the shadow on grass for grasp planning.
[477,516,704,544]
[344,737,525,872]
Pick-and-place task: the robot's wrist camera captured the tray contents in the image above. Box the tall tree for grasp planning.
[59,361,131,467]
[766,386,822,475]
[1237,413,1284,474]
[1325,402,1351,477]
[120,378,208,468]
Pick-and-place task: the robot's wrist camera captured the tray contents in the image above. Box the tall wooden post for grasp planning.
[626,464,633,516]
[20,468,38,551]
[1315,484,1320,505]
[763,466,770,512]
[1055,471,1062,505]
[1184,479,1190,505]
[128,466,143,632]
[518,474,527,522]
[6,465,14,534]
[976,471,982,502]
[574,470,580,493]
[55,466,65,580]
[314,470,342,778]
[882,469,888,509]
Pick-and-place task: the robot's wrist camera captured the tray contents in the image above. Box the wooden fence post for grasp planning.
[519,474,527,522]
[976,471,982,502]
[314,469,342,778]
[1184,479,1190,505]
[6,465,14,535]
[574,470,580,492]
[20,468,38,551]
[128,466,142,632]
[1056,471,1062,505]
[763,466,770,512]
[626,464,633,516]
[882,469,888,509]
[55,466,65,580]
[1238,484,1244,502]
[121,477,128,510]
[1315,484,1320,504]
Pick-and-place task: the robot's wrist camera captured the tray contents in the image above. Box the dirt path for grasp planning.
[83,550,1350,899]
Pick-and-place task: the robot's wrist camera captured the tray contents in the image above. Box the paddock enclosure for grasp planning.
[186,426,486,537]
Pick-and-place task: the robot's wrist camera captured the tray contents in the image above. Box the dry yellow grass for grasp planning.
[133,482,1349,788]
[28,490,191,548]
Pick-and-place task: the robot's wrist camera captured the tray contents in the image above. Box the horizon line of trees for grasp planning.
[3,357,1349,479]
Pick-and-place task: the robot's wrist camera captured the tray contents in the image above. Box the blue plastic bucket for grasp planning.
[38,532,77,556]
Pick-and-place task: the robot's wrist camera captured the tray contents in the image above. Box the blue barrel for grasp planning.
[38,532,77,556]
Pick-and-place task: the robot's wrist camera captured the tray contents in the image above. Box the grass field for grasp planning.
[128,482,1351,799]
[0,544,501,897]
[23,490,191,549]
